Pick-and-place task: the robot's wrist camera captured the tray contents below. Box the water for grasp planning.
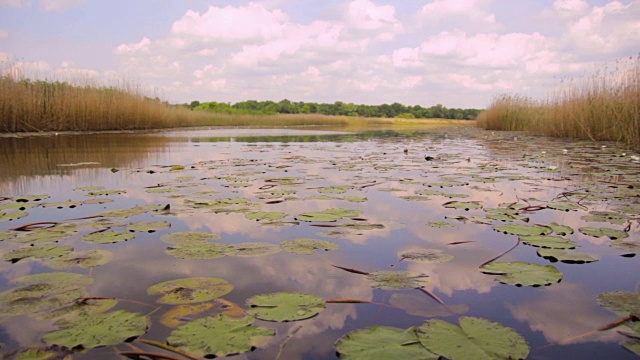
[0,126,638,359]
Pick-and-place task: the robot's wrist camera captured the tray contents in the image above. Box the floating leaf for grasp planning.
[519,235,576,249]
[579,227,629,240]
[319,186,352,194]
[493,224,552,236]
[3,245,73,263]
[45,249,113,269]
[167,315,274,358]
[125,221,171,233]
[86,189,126,196]
[610,239,640,253]
[443,201,483,211]
[398,249,454,263]
[98,204,165,218]
[537,248,598,264]
[73,186,104,191]
[547,202,580,211]
[161,231,221,244]
[15,272,93,287]
[13,230,73,244]
[295,208,362,222]
[160,303,214,328]
[147,277,233,304]
[232,242,281,257]
[14,195,49,202]
[166,242,233,259]
[0,231,16,241]
[623,340,640,356]
[549,222,574,236]
[246,292,325,321]
[0,211,29,221]
[481,261,563,287]
[597,291,640,316]
[245,211,287,222]
[336,326,438,360]
[43,310,149,349]
[366,271,430,290]
[0,202,37,211]
[582,211,629,226]
[40,298,119,321]
[80,231,135,244]
[280,238,339,254]
[427,221,455,228]
[415,317,530,360]
[0,284,85,317]
[41,200,81,209]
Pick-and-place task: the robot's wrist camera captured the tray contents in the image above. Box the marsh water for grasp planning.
[0,126,638,359]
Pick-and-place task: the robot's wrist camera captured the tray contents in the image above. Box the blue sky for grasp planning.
[0,0,638,108]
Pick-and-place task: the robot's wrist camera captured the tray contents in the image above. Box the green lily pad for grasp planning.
[0,231,16,241]
[336,325,439,360]
[73,186,104,191]
[493,224,552,236]
[319,186,352,194]
[581,211,629,225]
[519,235,576,249]
[579,227,629,240]
[623,340,640,356]
[166,242,233,259]
[245,211,287,222]
[3,244,74,263]
[0,202,37,211]
[167,315,275,358]
[45,249,113,269]
[10,348,74,360]
[547,203,580,211]
[43,310,149,349]
[480,261,563,287]
[536,248,598,264]
[40,298,119,321]
[80,231,135,244]
[13,229,74,244]
[14,195,50,202]
[86,189,126,196]
[295,208,363,222]
[125,221,171,233]
[345,196,368,203]
[398,249,454,263]
[15,272,93,287]
[246,292,325,321]
[280,238,339,254]
[427,221,455,228]
[366,271,430,290]
[161,231,221,244]
[98,204,166,218]
[549,222,574,236]
[41,200,82,209]
[597,291,640,316]
[442,201,483,211]
[0,211,29,221]
[415,316,530,360]
[232,242,281,257]
[147,277,233,304]
[610,239,640,253]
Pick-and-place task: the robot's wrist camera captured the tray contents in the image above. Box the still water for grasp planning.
[0,126,638,359]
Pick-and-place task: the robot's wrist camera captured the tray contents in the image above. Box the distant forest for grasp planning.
[182,99,482,120]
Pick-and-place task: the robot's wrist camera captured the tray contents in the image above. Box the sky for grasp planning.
[0,0,638,108]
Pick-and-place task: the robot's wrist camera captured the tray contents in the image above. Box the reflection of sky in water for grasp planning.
[0,127,638,359]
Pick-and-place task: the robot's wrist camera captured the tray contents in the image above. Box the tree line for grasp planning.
[182,99,482,120]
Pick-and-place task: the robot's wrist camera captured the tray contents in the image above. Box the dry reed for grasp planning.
[477,56,640,147]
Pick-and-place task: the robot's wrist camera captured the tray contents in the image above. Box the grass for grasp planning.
[0,67,464,133]
[477,56,640,147]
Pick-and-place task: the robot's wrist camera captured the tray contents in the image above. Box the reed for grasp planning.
[477,56,640,147]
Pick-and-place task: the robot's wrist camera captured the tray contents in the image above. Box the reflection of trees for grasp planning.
[0,134,171,192]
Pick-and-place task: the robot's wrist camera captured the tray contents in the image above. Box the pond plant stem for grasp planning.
[136,339,200,360]
[479,239,521,268]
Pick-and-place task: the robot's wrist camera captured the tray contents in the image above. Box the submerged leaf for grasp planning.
[167,315,275,358]
[480,261,563,287]
[415,316,530,360]
[43,310,149,349]
[147,277,233,304]
[246,292,325,321]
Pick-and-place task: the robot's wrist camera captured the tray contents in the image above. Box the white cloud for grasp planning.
[0,0,29,8]
[399,75,423,88]
[39,0,83,12]
[418,0,496,28]
[114,37,151,55]
[553,0,589,17]
[346,0,400,31]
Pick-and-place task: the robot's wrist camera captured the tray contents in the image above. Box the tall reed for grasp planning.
[477,56,640,147]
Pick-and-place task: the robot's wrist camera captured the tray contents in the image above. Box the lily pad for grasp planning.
[166,242,233,259]
[0,231,16,241]
[427,221,455,228]
[623,340,640,356]
[280,238,339,254]
[15,272,93,287]
[43,310,149,349]
[415,316,530,360]
[536,248,598,264]
[161,231,221,244]
[582,211,629,225]
[579,227,629,240]
[597,291,640,316]
[232,242,281,257]
[493,224,552,236]
[86,189,126,196]
[45,249,113,269]
[40,298,119,321]
[519,235,576,249]
[442,201,483,211]
[295,208,363,222]
[245,211,287,222]
[336,325,439,360]
[160,303,214,328]
[13,230,73,244]
[0,211,29,221]
[41,200,81,209]
[549,222,574,236]
[610,239,640,253]
[366,271,430,290]
[80,231,135,244]
[547,202,580,211]
[147,277,233,304]
[246,292,325,321]
[319,186,352,194]
[14,195,49,202]
[167,315,275,358]
[125,221,171,233]
[3,245,74,263]
[398,249,454,263]
[480,261,563,287]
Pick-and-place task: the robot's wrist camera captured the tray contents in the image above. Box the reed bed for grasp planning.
[477,56,640,147]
